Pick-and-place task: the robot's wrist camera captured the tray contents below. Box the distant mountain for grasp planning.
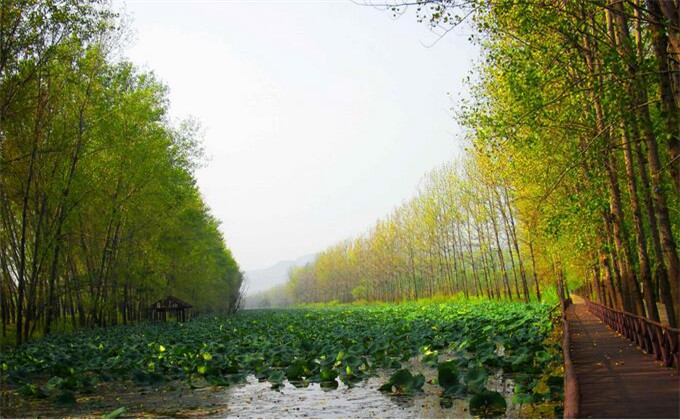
[244,253,316,295]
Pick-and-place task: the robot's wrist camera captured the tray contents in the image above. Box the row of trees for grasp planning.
[286,160,543,305]
[454,0,679,326]
[283,0,679,326]
[0,0,243,344]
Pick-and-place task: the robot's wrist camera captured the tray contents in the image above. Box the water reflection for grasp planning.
[3,366,558,418]
[217,374,476,418]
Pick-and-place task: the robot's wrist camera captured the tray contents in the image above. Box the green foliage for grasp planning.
[55,391,76,406]
[19,384,47,399]
[469,389,507,418]
[437,360,461,390]
[0,301,560,408]
[319,368,338,382]
[449,0,680,321]
[281,159,549,306]
[0,0,244,345]
[102,407,126,419]
[463,366,488,393]
[379,369,425,394]
[276,0,680,327]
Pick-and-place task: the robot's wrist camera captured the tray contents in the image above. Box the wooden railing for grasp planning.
[583,297,680,373]
[561,297,580,419]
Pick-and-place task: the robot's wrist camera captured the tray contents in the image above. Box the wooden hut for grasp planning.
[148,296,193,322]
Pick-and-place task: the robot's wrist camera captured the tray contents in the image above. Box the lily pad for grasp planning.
[437,360,461,389]
[268,370,285,385]
[19,383,48,399]
[55,391,76,406]
[286,361,307,380]
[320,368,338,382]
[463,366,487,393]
[443,383,467,397]
[379,368,424,394]
[469,390,507,418]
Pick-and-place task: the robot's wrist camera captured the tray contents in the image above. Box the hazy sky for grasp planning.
[120,0,478,271]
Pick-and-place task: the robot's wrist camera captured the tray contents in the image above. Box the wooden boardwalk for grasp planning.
[566,297,680,418]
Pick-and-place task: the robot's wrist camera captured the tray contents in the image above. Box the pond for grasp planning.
[2,366,558,418]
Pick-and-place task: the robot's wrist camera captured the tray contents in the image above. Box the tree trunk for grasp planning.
[610,0,680,323]
[528,233,541,302]
[633,128,677,326]
[619,124,659,321]
[645,0,680,195]
[487,190,512,299]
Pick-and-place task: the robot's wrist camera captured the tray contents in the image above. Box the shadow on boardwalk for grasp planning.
[566,296,680,419]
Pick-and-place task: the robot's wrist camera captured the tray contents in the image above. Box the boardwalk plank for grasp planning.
[566,300,680,419]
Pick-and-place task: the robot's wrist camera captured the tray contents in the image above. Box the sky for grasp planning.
[119,0,479,272]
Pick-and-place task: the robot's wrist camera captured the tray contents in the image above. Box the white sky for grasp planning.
[120,0,478,271]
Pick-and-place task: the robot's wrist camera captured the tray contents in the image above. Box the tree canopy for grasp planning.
[283,0,679,327]
[0,0,243,344]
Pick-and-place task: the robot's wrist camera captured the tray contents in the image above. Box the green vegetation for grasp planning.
[280,0,680,329]
[0,1,243,345]
[3,0,677,415]
[2,301,561,414]
[285,161,547,305]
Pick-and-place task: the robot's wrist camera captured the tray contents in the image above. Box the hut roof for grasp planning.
[149,295,193,310]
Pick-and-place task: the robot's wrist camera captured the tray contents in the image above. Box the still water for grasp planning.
[3,368,553,418]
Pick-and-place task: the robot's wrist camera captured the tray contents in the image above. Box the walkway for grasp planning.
[566,296,680,418]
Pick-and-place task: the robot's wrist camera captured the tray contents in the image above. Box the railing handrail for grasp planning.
[548,301,562,316]
[578,295,679,373]
[562,309,580,419]
[584,298,680,333]
[559,296,580,419]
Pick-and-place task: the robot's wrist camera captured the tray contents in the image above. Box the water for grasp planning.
[213,374,478,418]
[3,369,547,419]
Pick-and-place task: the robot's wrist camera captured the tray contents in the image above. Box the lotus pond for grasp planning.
[1,301,564,418]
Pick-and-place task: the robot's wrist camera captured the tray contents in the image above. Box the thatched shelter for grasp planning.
[148,296,193,322]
